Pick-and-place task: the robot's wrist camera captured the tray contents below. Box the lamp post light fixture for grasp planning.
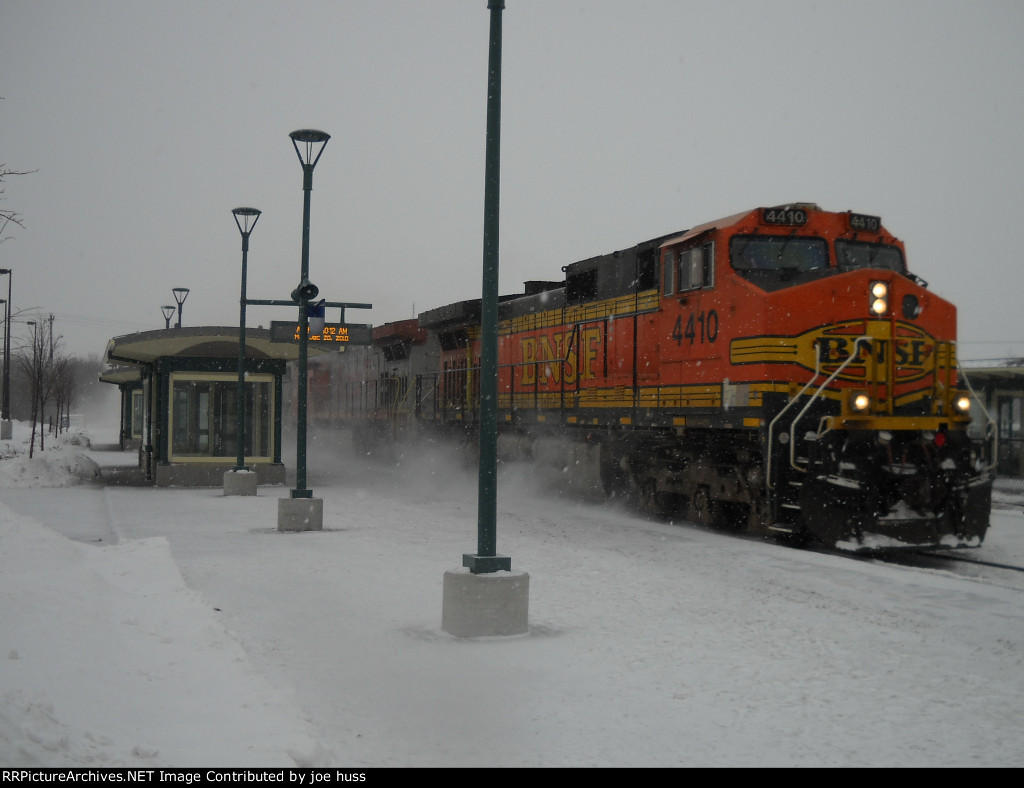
[288,129,329,502]
[171,287,190,328]
[231,207,260,481]
[161,305,175,329]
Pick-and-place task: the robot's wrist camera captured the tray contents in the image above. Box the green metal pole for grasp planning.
[289,130,329,499]
[296,170,312,496]
[233,208,260,473]
[1,269,10,422]
[464,0,510,574]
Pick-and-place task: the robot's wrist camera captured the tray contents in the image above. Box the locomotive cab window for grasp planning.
[664,242,714,295]
[730,235,828,273]
[835,240,906,273]
[729,235,829,291]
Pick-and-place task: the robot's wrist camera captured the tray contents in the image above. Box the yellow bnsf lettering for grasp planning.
[817,337,932,368]
[894,338,930,366]
[520,327,601,385]
[539,335,563,383]
[731,320,937,384]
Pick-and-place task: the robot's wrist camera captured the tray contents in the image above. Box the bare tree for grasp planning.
[1,162,36,245]
[52,355,76,435]
[1,95,38,246]
[16,323,45,457]
[15,319,67,456]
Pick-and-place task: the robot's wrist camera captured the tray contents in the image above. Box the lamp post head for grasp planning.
[171,288,190,328]
[289,129,330,170]
[232,207,261,237]
[0,269,9,275]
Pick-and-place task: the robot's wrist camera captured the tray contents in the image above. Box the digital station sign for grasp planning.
[269,320,372,346]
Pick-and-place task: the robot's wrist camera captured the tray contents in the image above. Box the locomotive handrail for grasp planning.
[955,351,998,472]
[500,324,581,413]
[766,336,873,487]
[786,336,873,474]
[766,345,822,490]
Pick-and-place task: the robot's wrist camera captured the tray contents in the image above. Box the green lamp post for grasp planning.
[232,207,261,473]
[172,287,190,328]
[288,129,329,499]
[463,0,510,574]
[0,268,11,424]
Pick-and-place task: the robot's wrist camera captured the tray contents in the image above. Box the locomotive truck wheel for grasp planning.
[640,481,682,518]
[640,481,659,516]
[599,446,630,500]
[690,486,714,525]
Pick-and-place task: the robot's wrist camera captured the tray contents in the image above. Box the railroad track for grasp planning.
[856,547,1024,592]
[915,551,1024,574]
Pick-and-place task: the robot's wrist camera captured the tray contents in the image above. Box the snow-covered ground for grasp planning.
[1,420,1023,768]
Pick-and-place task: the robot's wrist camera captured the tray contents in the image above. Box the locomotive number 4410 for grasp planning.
[762,208,807,226]
[672,310,720,345]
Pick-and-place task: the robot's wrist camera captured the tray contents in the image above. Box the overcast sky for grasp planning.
[2,0,1023,361]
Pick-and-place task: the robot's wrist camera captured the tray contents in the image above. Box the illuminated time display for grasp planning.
[269,321,372,345]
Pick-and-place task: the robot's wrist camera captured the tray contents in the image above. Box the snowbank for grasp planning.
[0,501,326,766]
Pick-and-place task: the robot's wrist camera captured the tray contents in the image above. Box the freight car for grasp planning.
[324,203,994,552]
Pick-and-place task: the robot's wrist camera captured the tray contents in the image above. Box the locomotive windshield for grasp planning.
[730,235,829,272]
[835,240,905,273]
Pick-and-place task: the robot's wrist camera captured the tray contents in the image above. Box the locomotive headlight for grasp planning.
[953,395,972,414]
[869,281,889,315]
[850,391,872,413]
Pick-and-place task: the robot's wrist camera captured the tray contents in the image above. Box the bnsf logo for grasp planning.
[518,326,602,385]
[730,320,939,384]
[817,335,933,383]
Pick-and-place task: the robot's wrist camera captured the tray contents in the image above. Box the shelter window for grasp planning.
[131,389,144,440]
[169,373,274,461]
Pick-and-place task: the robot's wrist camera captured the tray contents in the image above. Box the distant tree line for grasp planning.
[6,332,105,456]
[4,111,94,452]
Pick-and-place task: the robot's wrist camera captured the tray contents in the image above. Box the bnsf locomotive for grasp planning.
[318,203,994,552]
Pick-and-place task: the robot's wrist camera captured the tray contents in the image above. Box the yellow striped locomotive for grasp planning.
[327,204,994,551]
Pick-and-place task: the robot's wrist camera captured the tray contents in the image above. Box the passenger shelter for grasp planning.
[963,359,1024,479]
[100,326,325,487]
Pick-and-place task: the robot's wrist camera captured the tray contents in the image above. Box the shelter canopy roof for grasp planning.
[103,326,331,367]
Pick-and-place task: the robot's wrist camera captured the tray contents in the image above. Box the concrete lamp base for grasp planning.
[441,568,529,638]
[223,468,258,496]
[277,497,324,532]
